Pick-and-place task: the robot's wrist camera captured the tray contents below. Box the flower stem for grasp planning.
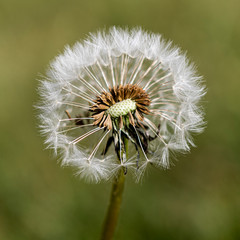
[100,138,128,240]
[100,169,125,240]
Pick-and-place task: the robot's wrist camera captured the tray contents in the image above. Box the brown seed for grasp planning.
[90,84,151,130]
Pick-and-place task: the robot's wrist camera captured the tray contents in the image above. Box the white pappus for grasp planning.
[37,27,205,182]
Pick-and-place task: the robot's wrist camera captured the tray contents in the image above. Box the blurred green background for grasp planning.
[0,0,240,239]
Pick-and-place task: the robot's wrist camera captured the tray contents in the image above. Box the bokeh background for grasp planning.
[1,0,240,239]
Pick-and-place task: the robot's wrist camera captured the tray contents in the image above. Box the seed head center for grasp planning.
[107,99,136,118]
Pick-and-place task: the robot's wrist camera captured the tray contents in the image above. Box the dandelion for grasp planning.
[38,27,205,239]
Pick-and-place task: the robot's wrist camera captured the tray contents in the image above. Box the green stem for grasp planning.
[100,138,128,240]
[100,169,125,240]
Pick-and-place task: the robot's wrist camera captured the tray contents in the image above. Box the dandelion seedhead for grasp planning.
[38,27,205,182]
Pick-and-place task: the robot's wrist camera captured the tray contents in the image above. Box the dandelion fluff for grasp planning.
[38,27,205,182]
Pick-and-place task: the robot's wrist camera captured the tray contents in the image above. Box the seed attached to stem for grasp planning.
[38,27,205,182]
[90,84,151,130]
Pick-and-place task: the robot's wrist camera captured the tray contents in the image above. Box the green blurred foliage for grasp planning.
[0,0,240,239]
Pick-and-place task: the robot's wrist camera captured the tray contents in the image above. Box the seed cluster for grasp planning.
[90,84,151,130]
[106,99,136,118]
